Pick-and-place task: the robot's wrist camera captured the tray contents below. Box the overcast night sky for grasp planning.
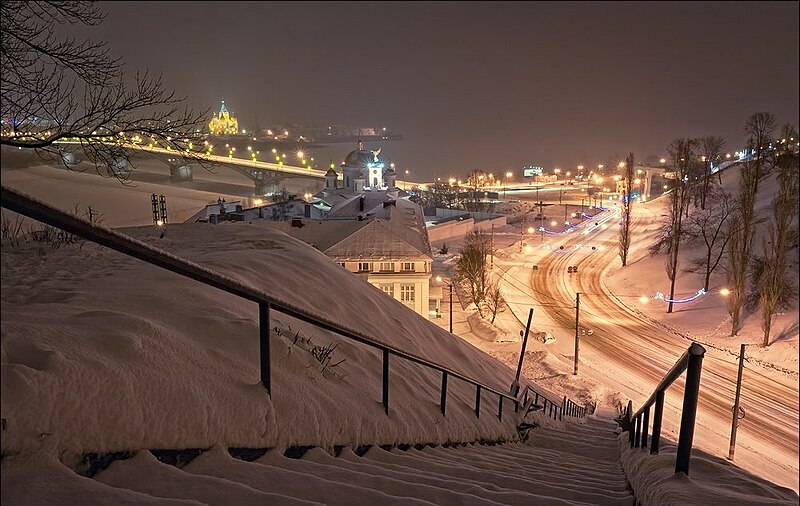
[80,1,798,179]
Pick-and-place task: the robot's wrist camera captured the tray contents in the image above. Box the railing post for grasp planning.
[627,400,635,447]
[259,301,271,395]
[675,343,706,475]
[382,349,389,415]
[634,415,641,448]
[440,371,448,416]
[651,390,665,454]
[498,396,503,421]
[475,385,481,418]
[641,406,650,449]
[534,392,539,406]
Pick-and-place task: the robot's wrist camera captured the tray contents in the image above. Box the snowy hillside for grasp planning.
[604,164,800,375]
[1,221,538,458]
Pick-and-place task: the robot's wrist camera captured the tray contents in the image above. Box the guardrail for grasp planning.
[1,185,585,428]
[620,342,706,474]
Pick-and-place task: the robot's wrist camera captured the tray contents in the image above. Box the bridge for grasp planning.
[57,142,420,195]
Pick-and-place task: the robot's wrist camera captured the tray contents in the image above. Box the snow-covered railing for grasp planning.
[519,386,587,420]
[620,342,706,475]
[2,185,587,429]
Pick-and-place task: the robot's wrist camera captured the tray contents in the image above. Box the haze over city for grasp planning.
[64,1,799,178]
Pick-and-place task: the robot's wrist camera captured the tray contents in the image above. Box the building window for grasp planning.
[339,262,346,268]
[379,284,394,297]
[401,262,415,272]
[358,262,371,272]
[380,262,394,272]
[400,284,415,303]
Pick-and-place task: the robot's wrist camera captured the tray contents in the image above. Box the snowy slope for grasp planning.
[1,221,534,458]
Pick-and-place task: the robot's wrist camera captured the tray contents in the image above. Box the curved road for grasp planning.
[502,202,798,491]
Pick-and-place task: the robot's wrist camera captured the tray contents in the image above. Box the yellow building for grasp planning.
[208,100,239,135]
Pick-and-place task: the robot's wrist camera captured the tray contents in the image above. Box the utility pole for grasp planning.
[727,343,746,460]
[564,203,568,223]
[573,292,580,375]
[449,284,453,334]
[510,308,534,396]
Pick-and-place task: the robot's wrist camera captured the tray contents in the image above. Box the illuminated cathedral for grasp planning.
[208,100,239,135]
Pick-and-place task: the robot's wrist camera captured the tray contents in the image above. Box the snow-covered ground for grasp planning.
[2,159,797,504]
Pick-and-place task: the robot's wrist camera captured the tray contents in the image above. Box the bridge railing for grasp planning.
[2,185,585,432]
[620,342,706,474]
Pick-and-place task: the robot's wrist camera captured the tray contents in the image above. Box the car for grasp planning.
[532,264,539,271]
[567,266,574,273]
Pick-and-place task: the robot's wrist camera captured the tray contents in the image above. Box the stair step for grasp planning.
[95,450,322,505]
[182,446,435,506]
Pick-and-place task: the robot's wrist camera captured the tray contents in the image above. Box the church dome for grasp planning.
[343,149,373,168]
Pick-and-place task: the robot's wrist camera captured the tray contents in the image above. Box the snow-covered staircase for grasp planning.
[1,417,634,505]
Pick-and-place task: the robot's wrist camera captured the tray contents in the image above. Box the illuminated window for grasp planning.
[400,284,415,303]
[380,262,394,272]
[379,284,394,297]
[401,262,414,272]
[358,262,371,272]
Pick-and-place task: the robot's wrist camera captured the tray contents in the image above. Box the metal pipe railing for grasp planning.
[623,342,706,475]
[2,185,547,425]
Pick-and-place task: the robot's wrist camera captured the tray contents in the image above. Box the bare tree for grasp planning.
[697,136,725,209]
[751,160,799,345]
[454,230,491,318]
[684,187,737,291]
[483,280,507,324]
[618,152,635,266]
[776,124,798,169]
[664,138,695,313]
[725,113,777,335]
[1,1,208,180]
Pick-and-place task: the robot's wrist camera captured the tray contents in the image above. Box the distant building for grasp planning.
[252,209,433,317]
[208,101,239,135]
[186,142,438,318]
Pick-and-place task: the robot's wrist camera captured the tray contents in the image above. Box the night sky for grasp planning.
[78,1,798,179]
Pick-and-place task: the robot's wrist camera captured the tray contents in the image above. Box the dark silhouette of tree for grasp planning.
[618,152,635,267]
[697,136,725,209]
[725,113,776,336]
[665,138,695,313]
[454,230,491,319]
[1,1,207,181]
[750,157,798,345]
[684,187,737,291]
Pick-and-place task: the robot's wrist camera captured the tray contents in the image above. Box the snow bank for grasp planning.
[619,433,798,505]
[1,221,535,458]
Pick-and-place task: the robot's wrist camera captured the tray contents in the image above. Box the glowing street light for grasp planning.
[720,288,731,296]
[660,158,666,164]
[297,151,304,159]
[550,220,557,227]
[527,227,535,233]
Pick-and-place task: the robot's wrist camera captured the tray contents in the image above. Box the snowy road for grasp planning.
[496,204,799,492]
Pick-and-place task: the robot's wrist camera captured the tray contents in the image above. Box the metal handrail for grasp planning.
[621,342,706,475]
[2,185,546,423]
[518,385,587,421]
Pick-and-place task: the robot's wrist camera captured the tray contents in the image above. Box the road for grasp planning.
[497,201,799,491]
